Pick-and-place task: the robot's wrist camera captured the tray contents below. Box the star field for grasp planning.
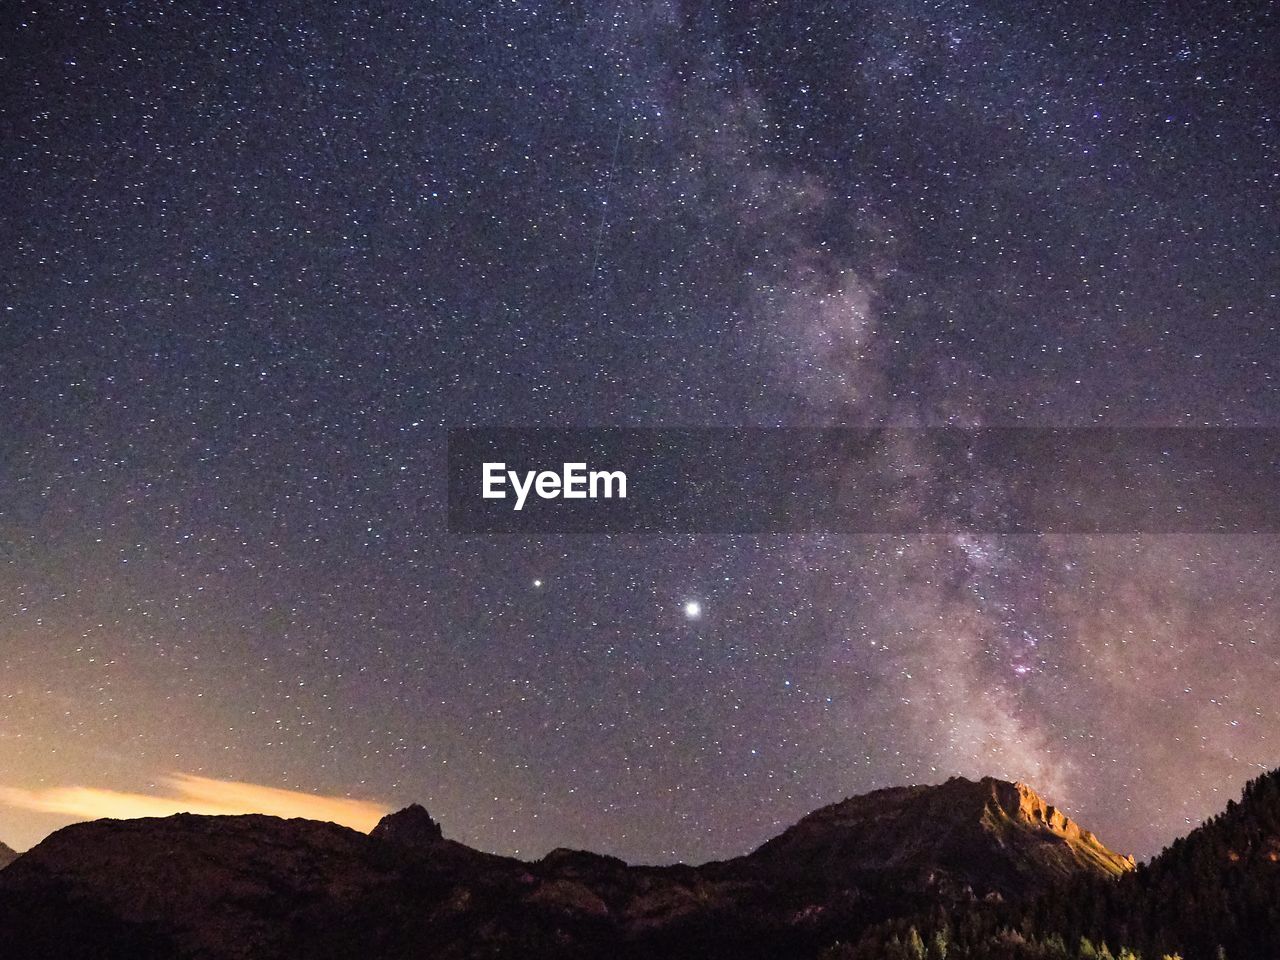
[0,0,1277,860]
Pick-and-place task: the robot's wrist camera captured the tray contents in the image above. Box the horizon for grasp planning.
[2,765,1262,865]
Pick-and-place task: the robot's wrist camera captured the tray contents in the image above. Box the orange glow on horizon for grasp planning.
[0,773,388,833]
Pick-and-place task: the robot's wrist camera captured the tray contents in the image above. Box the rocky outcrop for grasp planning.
[985,779,1135,877]
[0,840,18,870]
[369,803,443,848]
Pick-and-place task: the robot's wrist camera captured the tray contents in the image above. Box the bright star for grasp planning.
[683,600,702,620]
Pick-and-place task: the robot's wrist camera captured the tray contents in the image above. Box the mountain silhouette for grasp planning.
[0,771,1267,960]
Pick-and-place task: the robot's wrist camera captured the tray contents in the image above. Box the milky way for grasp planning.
[1,1,1276,861]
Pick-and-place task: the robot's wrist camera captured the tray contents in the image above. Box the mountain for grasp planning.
[0,775,1134,960]
[738,776,1133,899]
[0,840,17,869]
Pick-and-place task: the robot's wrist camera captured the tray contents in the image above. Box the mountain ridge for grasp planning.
[0,774,1140,960]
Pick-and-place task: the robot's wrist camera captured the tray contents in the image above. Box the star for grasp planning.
[683,600,703,620]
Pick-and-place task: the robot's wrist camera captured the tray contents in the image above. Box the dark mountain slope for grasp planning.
[0,839,17,869]
[0,814,399,960]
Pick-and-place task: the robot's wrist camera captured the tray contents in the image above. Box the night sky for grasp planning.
[1,1,1278,861]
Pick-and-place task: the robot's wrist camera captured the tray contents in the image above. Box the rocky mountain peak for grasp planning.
[744,775,1134,895]
[369,803,444,846]
[0,840,18,870]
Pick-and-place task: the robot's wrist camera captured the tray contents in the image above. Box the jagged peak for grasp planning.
[370,803,444,845]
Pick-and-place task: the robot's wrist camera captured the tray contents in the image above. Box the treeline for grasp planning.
[821,916,1191,960]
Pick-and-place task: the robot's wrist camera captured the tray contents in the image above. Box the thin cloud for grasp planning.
[0,774,388,832]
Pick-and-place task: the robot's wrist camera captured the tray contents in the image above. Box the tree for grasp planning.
[906,926,927,960]
[930,928,949,959]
